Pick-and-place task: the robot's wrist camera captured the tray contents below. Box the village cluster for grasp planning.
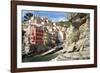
[22,15,67,56]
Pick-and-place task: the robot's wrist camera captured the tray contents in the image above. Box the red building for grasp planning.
[29,26,44,45]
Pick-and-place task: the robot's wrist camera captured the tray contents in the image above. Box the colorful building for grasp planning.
[29,26,44,45]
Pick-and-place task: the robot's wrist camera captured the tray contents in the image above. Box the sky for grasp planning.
[21,10,70,22]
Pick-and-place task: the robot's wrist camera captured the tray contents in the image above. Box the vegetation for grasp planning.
[23,13,33,21]
[57,21,72,28]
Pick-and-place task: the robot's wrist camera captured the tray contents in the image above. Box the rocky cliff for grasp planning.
[51,13,90,61]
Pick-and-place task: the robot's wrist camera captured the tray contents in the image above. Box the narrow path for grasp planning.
[39,44,64,56]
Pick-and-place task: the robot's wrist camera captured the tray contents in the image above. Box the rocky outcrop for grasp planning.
[51,13,90,61]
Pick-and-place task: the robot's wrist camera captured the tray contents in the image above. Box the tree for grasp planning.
[24,13,33,21]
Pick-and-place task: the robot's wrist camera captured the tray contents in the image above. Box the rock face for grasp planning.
[51,13,90,61]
